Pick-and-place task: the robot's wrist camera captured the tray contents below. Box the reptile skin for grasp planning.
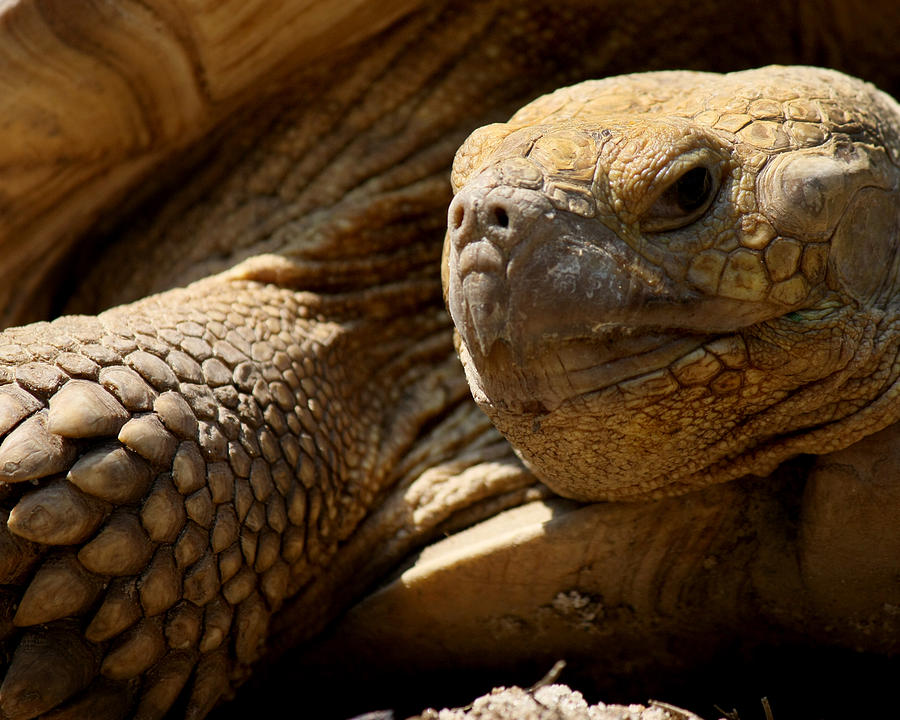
[0,278,463,718]
[444,65,900,501]
[1,7,899,714]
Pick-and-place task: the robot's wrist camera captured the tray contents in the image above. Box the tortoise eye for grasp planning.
[641,164,719,232]
[673,167,712,212]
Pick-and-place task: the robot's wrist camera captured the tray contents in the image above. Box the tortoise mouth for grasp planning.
[472,327,712,415]
[553,329,711,401]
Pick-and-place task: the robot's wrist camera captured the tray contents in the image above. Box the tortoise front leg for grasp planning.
[0,275,452,719]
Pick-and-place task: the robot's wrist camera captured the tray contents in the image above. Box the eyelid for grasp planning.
[639,148,724,232]
[651,148,723,195]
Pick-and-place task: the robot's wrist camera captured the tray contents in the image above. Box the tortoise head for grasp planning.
[442,66,900,501]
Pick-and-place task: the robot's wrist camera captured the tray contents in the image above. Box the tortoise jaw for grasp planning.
[546,331,711,404]
[465,329,711,415]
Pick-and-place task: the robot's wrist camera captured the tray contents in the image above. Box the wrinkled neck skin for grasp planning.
[444,67,900,501]
[462,296,900,500]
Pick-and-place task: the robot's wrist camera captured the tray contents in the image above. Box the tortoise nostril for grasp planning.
[491,207,509,228]
[451,203,466,230]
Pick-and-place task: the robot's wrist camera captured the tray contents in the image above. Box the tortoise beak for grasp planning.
[445,171,690,363]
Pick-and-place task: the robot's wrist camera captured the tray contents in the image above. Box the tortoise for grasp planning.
[0,1,899,718]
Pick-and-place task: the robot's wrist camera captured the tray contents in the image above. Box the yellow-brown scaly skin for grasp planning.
[2,0,900,714]
[444,66,900,501]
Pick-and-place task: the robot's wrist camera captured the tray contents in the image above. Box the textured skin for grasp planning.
[445,66,900,501]
[0,277,475,719]
[1,1,900,719]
